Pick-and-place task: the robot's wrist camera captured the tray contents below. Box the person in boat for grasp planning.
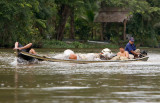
[125,37,140,59]
[14,42,36,61]
[111,47,129,60]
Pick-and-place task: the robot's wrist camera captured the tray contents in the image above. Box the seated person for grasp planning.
[117,47,129,58]
[111,47,129,60]
[125,37,140,59]
[14,42,36,61]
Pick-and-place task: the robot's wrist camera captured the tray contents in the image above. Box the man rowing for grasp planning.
[14,42,36,62]
[125,37,140,59]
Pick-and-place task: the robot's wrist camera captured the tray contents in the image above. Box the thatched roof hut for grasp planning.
[94,7,130,40]
[94,7,130,23]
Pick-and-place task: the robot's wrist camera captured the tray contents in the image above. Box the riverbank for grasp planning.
[41,40,154,49]
[42,40,119,49]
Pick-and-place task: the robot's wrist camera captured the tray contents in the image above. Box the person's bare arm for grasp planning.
[117,52,120,56]
[125,51,129,58]
[130,50,139,56]
[19,43,32,50]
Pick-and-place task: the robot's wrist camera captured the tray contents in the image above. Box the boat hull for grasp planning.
[19,51,149,64]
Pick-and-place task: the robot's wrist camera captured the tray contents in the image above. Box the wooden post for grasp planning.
[123,19,127,40]
[101,23,104,41]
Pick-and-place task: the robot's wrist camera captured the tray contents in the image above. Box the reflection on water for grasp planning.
[0,49,160,103]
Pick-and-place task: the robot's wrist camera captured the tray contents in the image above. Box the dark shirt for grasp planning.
[18,43,32,52]
[125,42,136,54]
[18,43,33,61]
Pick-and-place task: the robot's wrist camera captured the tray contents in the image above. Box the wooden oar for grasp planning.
[14,49,19,57]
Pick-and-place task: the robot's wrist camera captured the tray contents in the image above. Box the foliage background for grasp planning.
[0,0,159,48]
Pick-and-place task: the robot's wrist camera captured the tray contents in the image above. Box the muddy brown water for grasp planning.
[0,48,160,103]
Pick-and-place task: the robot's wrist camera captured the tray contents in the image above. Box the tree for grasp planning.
[54,0,85,40]
[0,0,40,47]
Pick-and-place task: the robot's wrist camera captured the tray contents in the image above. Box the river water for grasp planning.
[0,49,160,103]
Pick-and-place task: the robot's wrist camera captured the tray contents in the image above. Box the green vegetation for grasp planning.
[0,0,160,48]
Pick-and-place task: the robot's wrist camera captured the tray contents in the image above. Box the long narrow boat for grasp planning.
[19,51,149,64]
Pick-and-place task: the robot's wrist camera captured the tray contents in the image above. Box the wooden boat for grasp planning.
[18,51,149,64]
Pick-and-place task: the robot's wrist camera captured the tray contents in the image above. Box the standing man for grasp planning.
[125,37,140,59]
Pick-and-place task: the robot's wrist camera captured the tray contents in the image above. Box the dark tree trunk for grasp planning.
[95,29,97,40]
[91,28,94,39]
[123,19,127,40]
[101,23,104,41]
[69,8,75,40]
[56,5,71,41]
